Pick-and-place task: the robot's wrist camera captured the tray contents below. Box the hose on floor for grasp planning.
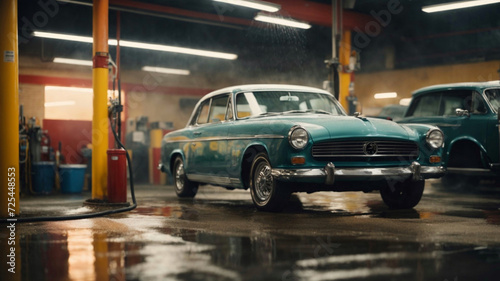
[0,118,137,223]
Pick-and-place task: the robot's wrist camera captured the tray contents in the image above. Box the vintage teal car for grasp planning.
[399,81,500,187]
[159,85,445,211]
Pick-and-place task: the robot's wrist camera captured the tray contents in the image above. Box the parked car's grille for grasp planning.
[312,140,419,162]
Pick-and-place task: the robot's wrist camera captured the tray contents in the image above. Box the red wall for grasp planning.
[43,119,93,164]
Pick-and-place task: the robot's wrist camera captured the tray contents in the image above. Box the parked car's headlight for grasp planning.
[426,129,444,149]
[289,126,309,150]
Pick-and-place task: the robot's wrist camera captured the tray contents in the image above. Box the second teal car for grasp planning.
[160,85,445,211]
[399,81,500,187]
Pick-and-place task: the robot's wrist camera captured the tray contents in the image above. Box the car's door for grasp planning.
[190,94,230,177]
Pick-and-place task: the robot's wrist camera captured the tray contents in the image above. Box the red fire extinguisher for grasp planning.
[107,149,127,203]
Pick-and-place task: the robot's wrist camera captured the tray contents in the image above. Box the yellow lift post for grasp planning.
[92,0,110,200]
[0,0,20,217]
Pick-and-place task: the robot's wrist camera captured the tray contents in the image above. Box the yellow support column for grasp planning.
[0,1,21,279]
[338,30,352,111]
[91,0,109,200]
[0,0,20,217]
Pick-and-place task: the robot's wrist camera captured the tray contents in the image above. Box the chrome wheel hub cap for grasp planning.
[175,163,185,191]
[255,163,273,201]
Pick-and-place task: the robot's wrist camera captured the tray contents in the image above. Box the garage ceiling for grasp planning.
[18,0,500,77]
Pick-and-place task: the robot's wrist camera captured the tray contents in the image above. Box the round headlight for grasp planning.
[426,129,444,149]
[289,126,309,150]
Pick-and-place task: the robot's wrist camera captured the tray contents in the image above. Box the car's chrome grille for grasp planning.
[312,140,419,161]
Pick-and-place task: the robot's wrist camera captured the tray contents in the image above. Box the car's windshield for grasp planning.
[235,91,344,118]
[485,89,500,112]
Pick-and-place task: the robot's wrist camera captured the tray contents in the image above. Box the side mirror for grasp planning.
[455,108,470,117]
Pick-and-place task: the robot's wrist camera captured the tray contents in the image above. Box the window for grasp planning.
[440,91,472,116]
[208,95,229,122]
[472,92,487,114]
[485,89,500,113]
[195,100,210,125]
[235,91,343,118]
[406,94,441,117]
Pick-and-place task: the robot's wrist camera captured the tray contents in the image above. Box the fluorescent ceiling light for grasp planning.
[213,0,280,12]
[142,66,190,75]
[34,31,238,60]
[53,57,92,66]
[34,31,93,43]
[374,92,398,99]
[45,101,77,107]
[254,14,311,29]
[119,40,237,60]
[399,98,412,106]
[45,86,94,93]
[422,0,500,13]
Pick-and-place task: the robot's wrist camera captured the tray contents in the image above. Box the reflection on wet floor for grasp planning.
[13,219,500,281]
[3,179,500,280]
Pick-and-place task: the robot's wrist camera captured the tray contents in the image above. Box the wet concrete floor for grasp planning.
[1,179,500,280]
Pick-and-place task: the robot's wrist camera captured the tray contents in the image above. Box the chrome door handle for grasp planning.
[193,132,202,136]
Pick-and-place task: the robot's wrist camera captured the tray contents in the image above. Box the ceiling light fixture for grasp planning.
[45,86,94,93]
[119,40,237,60]
[254,13,311,29]
[34,31,238,60]
[45,101,77,107]
[422,0,500,13]
[53,57,92,66]
[374,92,398,99]
[213,0,280,12]
[399,98,412,106]
[142,66,190,75]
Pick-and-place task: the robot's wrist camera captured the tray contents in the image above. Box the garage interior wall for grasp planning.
[356,60,500,113]
[126,91,197,129]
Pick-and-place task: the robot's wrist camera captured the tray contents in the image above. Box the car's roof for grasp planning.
[412,80,500,96]
[203,84,333,99]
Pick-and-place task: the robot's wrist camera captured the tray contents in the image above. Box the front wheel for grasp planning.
[380,179,424,209]
[249,153,290,212]
[172,156,198,198]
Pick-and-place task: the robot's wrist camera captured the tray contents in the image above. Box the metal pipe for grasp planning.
[92,0,109,200]
[0,0,20,217]
[116,11,122,142]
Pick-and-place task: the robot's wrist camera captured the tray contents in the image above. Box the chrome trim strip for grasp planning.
[187,174,241,186]
[432,123,460,128]
[165,135,284,143]
[446,167,493,176]
[272,163,445,184]
[312,154,418,158]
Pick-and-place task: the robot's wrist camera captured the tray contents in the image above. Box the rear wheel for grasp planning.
[249,153,290,212]
[172,156,198,198]
[380,179,424,209]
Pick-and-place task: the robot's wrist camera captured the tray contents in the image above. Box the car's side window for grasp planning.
[472,92,487,114]
[406,94,441,117]
[439,90,472,116]
[208,95,229,123]
[195,100,210,125]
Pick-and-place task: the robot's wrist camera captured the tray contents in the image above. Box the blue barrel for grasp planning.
[31,162,55,194]
[59,164,87,194]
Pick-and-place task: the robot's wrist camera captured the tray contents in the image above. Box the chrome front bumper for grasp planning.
[271,162,446,185]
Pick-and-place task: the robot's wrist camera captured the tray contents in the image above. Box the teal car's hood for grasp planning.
[258,115,413,141]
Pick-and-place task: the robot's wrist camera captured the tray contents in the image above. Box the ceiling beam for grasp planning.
[107,0,372,30]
